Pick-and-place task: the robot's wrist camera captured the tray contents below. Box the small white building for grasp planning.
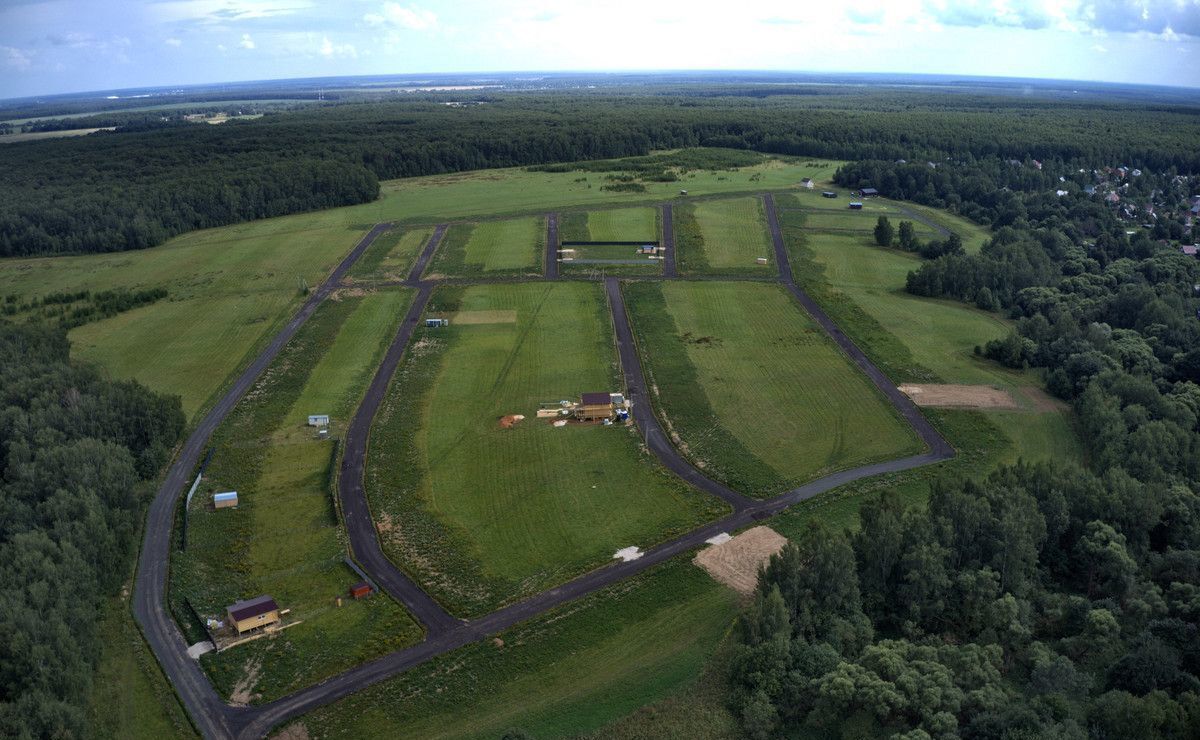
[308,414,330,427]
[214,491,238,509]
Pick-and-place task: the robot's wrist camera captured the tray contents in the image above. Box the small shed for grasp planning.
[679,189,688,195]
[756,257,769,265]
[349,582,373,600]
[425,318,449,328]
[849,202,864,210]
[308,414,330,427]
[226,595,281,635]
[822,191,837,198]
[576,392,614,421]
[860,188,879,197]
[213,491,238,509]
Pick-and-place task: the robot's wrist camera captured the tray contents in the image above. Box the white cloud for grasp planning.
[165,38,183,47]
[1161,26,1181,42]
[1091,42,1108,52]
[240,33,256,49]
[364,3,437,31]
[152,0,313,24]
[2,45,33,71]
[319,36,357,58]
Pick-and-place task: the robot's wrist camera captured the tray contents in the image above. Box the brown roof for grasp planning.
[350,581,372,594]
[580,392,612,406]
[227,595,278,621]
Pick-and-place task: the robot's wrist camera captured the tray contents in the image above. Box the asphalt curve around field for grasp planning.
[135,194,956,739]
[132,223,397,739]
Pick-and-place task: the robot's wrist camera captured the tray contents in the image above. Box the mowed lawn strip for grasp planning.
[467,216,543,273]
[584,206,660,242]
[686,197,775,274]
[367,282,727,616]
[628,281,922,497]
[172,290,422,703]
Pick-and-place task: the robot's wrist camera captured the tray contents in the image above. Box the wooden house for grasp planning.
[349,582,373,599]
[575,392,614,421]
[225,595,280,635]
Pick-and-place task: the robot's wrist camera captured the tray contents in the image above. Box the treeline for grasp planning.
[3,89,1199,256]
[732,463,1200,738]
[848,156,1200,482]
[0,322,185,737]
[4,287,169,330]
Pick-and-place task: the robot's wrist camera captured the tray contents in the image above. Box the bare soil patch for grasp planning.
[229,657,262,706]
[498,414,525,429]
[694,525,788,595]
[273,722,311,740]
[453,309,517,324]
[899,383,1018,410]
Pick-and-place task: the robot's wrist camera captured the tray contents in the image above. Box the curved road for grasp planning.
[135,195,954,739]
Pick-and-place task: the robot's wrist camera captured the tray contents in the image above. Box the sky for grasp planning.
[0,0,1197,99]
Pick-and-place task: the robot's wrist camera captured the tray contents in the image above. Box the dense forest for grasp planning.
[725,118,1200,739]
[732,466,1200,738]
[3,88,1199,255]
[0,323,184,737]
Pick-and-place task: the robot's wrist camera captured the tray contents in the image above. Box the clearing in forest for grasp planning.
[365,282,727,617]
[796,230,1082,465]
[625,281,923,498]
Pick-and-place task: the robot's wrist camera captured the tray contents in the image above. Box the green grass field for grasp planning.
[170,290,422,704]
[802,210,938,237]
[288,557,739,740]
[777,198,1080,466]
[627,281,923,497]
[583,206,660,242]
[89,596,197,739]
[0,209,373,419]
[349,225,434,280]
[786,187,991,253]
[425,217,543,277]
[366,282,727,616]
[0,151,828,421]
[676,197,775,274]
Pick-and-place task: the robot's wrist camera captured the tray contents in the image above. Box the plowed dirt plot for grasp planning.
[899,383,1018,409]
[625,281,923,497]
[694,526,789,595]
[366,282,727,617]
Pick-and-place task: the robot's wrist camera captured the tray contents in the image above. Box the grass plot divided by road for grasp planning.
[673,196,775,275]
[349,225,435,281]
[366,282,728,617]
[424,216,543,278]
[170,290,422,704]
[626,281,923,497]
[0,210,371,419]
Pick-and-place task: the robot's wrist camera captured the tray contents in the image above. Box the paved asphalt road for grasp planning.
[661,203,678,277]
[545,212,559,279]
[135,196,955,739]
